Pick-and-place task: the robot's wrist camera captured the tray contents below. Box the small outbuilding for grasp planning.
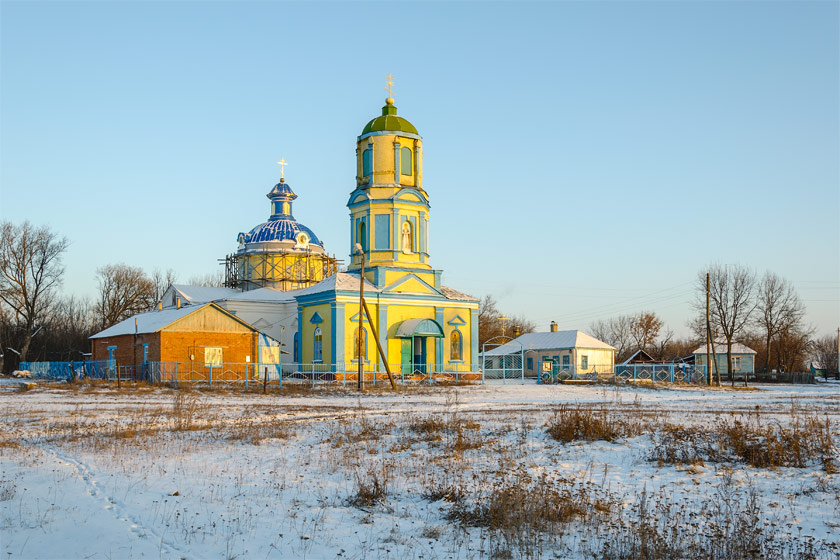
[90,302,265,371]
[692,341,757,377]
[484,329,615,378]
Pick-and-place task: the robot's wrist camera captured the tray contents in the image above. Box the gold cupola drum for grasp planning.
[223,160,338,291]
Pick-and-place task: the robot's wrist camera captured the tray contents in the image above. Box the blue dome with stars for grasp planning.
[237,179,324,249]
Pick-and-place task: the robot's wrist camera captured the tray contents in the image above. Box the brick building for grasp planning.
[90,303,262,368]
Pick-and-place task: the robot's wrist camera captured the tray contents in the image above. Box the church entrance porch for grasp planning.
[395,318,444,376]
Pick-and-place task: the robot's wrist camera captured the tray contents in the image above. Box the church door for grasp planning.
[413,336,426,374]
[400,339,412,374]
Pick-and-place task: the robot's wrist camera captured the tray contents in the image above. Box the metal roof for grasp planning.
[361,102,418,136]
[90,303,254,339]
[692,342,757,355]
[484,330,615,356]
[395,318,444,338]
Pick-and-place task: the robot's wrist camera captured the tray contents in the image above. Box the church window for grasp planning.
[374,214,390,250]
[526,357,533,370]
[313,327,323,363]
[354,327,367,361]
[581,355,589,370]
[400,147,412,176]
[357,220,367,251]
[450,330,462,361]
[294,332,300,363]
[363,148,372,176]
[401,221,412,254]
[274,202,283,215]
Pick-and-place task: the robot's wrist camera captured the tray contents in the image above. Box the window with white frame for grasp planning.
[581,355,589,369]
[205,347,222,367]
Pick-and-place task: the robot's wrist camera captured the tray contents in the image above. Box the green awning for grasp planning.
[395,318,444,338]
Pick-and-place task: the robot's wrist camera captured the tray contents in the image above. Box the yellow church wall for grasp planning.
[383,270,436,287]
[442,307,473,365]
[357,135,423,188]
[300,304,332,365]
[340,301,377,371]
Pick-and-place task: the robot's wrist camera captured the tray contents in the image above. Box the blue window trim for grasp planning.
[313,327,323,363]
[362,148,372,176]
[526,357,533,370]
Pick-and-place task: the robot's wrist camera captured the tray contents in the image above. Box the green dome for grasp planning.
[361,102,418,136]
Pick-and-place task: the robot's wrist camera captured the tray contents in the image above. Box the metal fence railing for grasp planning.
[614,364,707,384]
[19,361,710,387]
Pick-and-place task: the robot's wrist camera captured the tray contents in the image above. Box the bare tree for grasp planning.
[589,315,634,362]
[0,221,69,362]
[187,270,225,287]
[696,264,756,386]
[151,268,178,307]
[755,271,806,372]
[478,295,501,346]
[477,295,536,347]
[811,333,839,379]
[629,311,664,354]
[95,264,155,329]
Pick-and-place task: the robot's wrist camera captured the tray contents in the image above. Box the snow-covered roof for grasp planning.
[692,342,757,355]
[484,330,615,356]
[168,284,239,305]
[295,273,380,297]
[225,287,298,303]
[440,285,479,302]
[90,305,210,338]
[621,349,656,365]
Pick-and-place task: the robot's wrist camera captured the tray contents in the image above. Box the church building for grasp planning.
[147,84,478,377]
[294,92,478,374]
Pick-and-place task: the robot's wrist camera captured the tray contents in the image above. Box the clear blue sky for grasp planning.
[1,1,838,338]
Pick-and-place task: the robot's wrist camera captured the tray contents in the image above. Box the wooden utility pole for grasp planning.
[705,273,720,387]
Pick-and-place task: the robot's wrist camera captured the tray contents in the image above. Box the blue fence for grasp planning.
[19,361,708,387]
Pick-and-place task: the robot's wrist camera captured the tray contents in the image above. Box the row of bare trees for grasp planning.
[587,264,834,377]
[693,264,812,378]
[0,221,221,372]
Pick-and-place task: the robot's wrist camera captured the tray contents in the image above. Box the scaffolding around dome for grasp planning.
[221,250,339,292]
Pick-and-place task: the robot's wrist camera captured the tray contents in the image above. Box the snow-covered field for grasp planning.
[1,380,839,559]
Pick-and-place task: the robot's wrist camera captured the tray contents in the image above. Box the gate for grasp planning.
[481,336,524,383]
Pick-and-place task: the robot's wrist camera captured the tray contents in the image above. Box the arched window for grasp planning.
[313,327,323,362]
[450,330,462,361]
[353,327,367,361]
[357,220,366,251]
[401,221,412,254]
[362,148,372,176]
[400,147,412,176]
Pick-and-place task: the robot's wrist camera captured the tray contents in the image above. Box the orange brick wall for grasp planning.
[159,331,257,364]
[92,332,257,366]
[91,333,160,366]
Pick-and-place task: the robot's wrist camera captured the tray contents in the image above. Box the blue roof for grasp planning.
[243,219,323,245]
[269,181,296,198]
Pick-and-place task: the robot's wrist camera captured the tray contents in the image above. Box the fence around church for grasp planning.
[20,360,710,387]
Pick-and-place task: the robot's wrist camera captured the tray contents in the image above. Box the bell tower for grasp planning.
[347,77,436,288]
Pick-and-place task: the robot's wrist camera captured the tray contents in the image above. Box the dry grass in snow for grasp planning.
[1,380,839,559]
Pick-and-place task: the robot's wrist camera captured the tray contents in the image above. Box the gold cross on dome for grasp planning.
[385,73,394,98]
[277,158,288,179]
